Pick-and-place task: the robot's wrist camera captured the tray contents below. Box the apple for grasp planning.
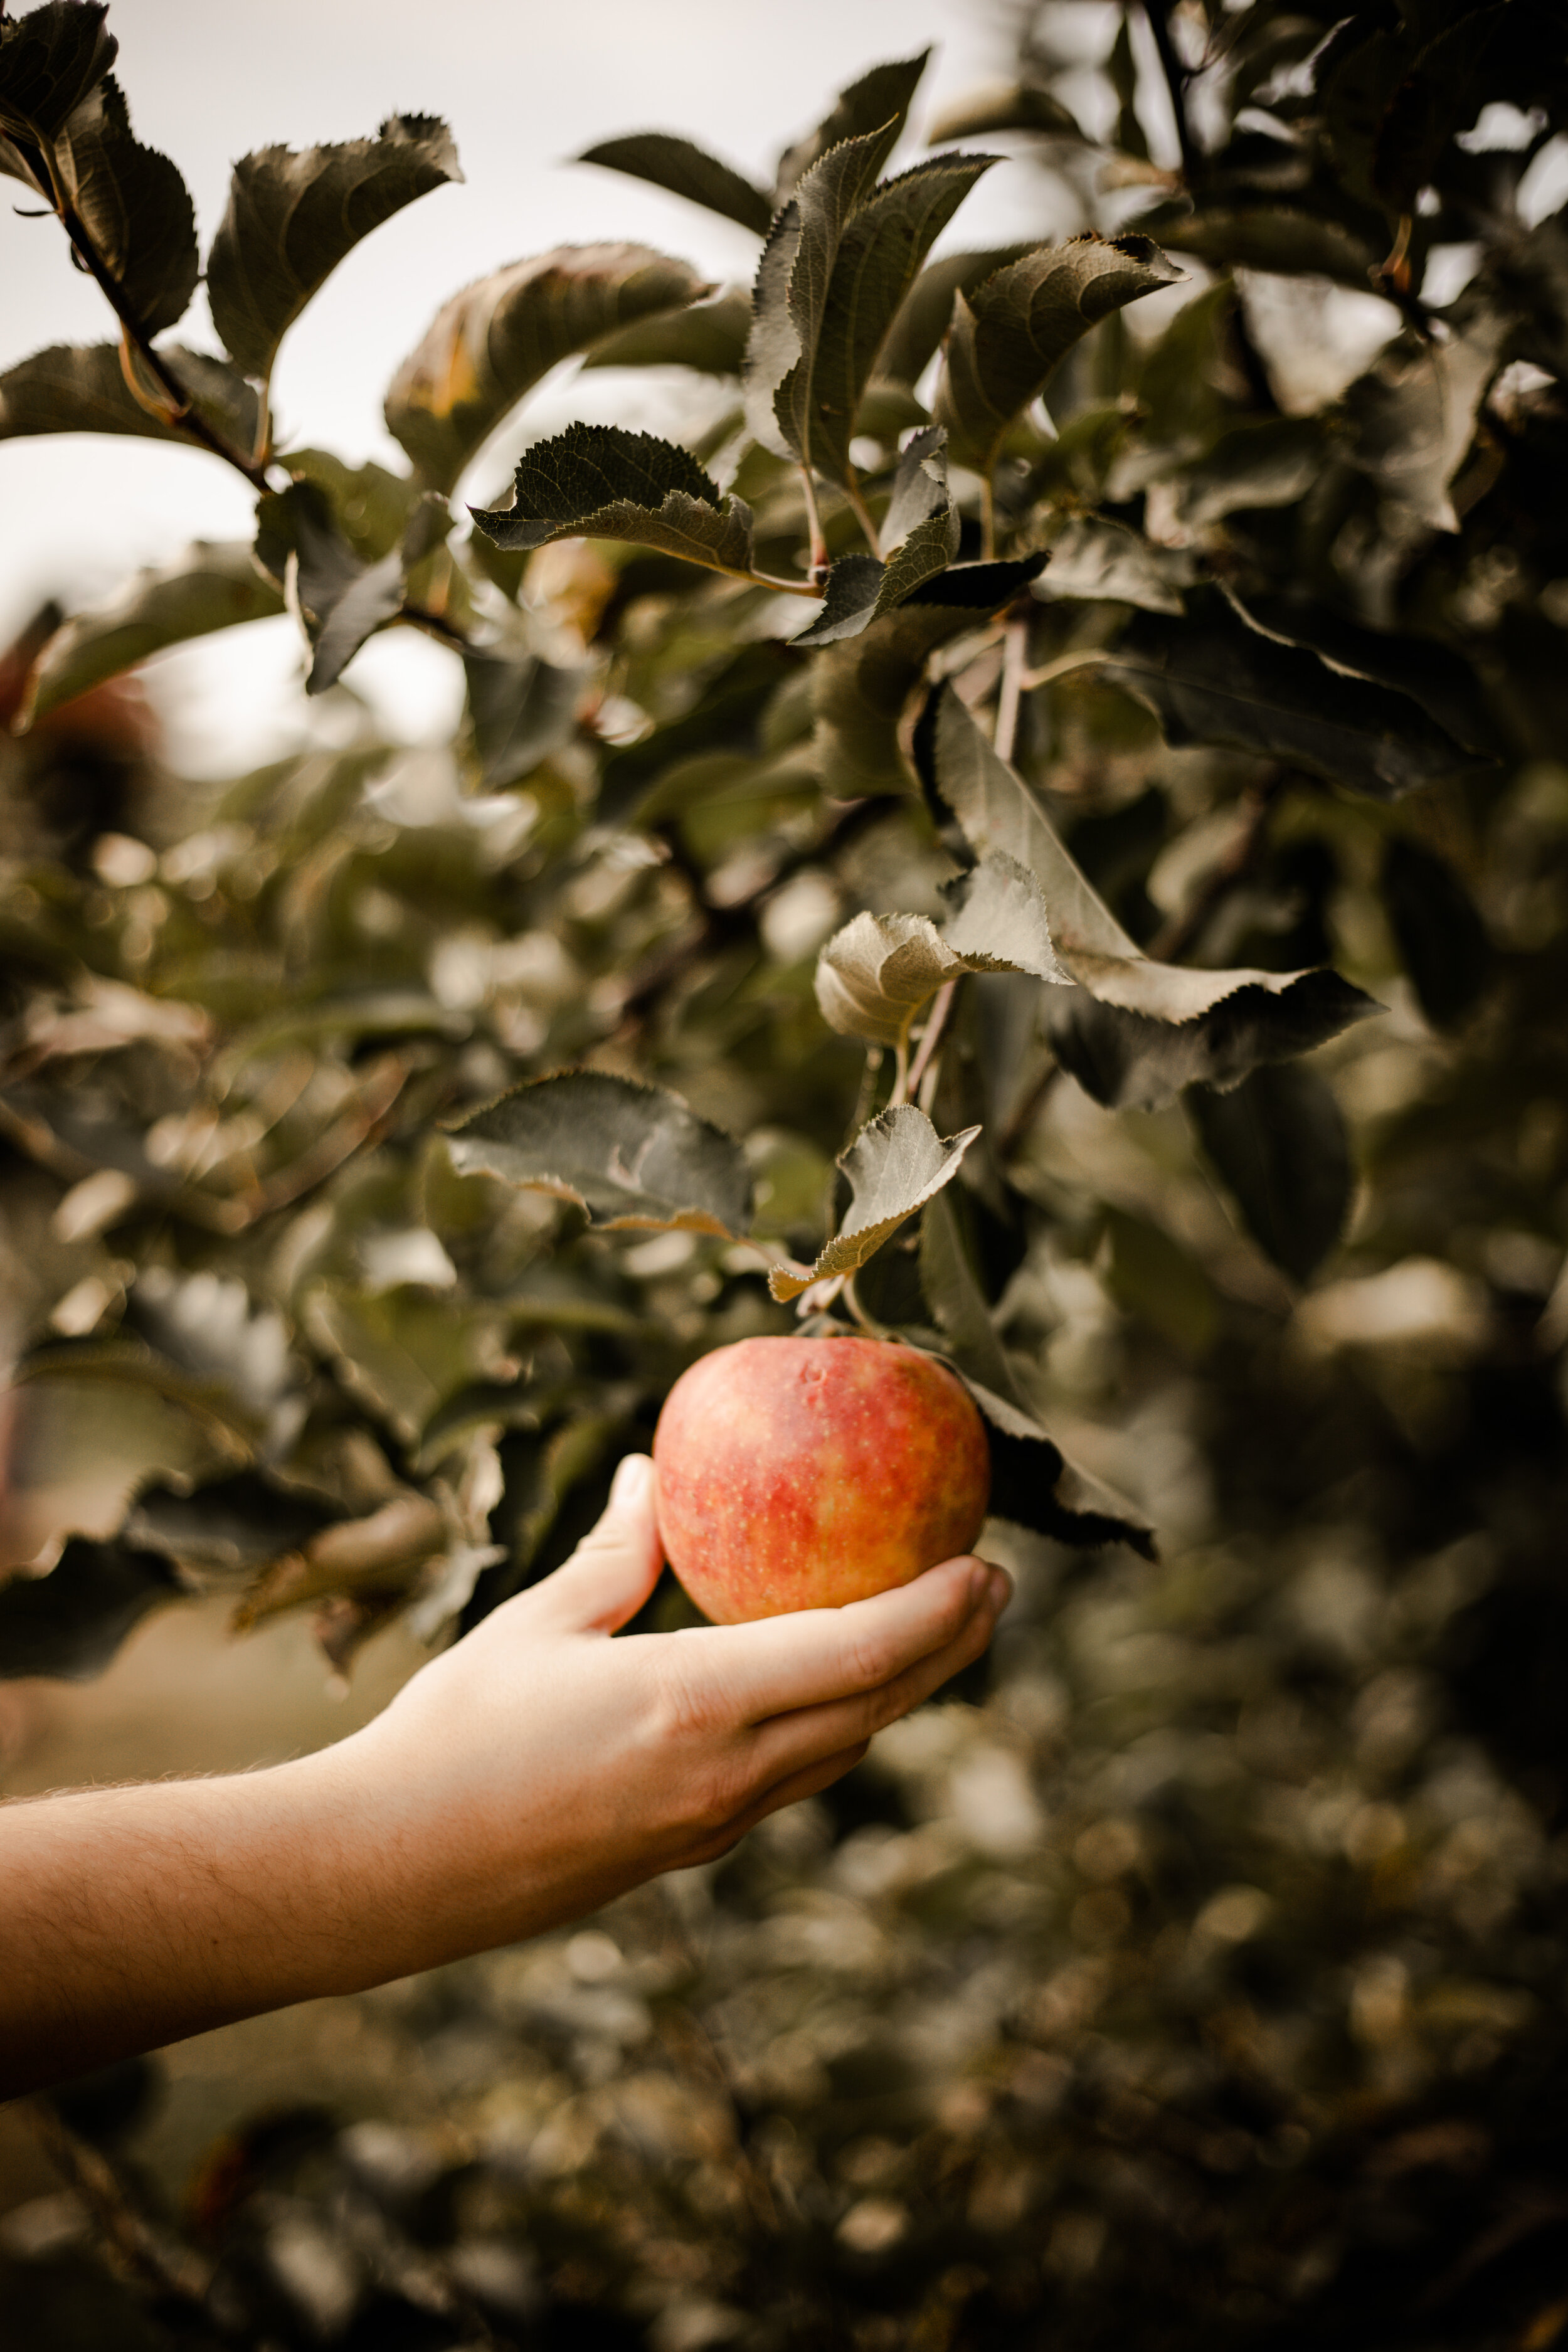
[652,1334,990,1623]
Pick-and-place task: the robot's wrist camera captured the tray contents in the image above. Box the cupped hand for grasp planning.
[336,1453,1010,1972]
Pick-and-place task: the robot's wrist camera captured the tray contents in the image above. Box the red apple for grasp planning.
[652,1335,990,1623]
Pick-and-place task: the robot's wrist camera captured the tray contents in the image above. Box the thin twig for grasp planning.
[980,472,997,562]
[998,1059,1061,1158]
[60,215,272,489]
[844,475,883,560]
[1142,0,1200,186]
[905,978,956,1105]
[29,2101,215,2309]
[797,464,829,580]
[1018,647,1108,693]
[993,615,1031,764]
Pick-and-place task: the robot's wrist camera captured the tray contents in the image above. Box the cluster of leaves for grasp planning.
[3,0,1568,2340]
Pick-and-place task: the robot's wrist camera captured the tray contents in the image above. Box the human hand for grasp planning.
[332,1453,1010,1973]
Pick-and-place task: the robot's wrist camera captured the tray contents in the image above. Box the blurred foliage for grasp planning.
[2,0,1568,2341]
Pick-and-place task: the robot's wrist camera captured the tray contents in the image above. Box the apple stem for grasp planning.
[843,1273,896,1340]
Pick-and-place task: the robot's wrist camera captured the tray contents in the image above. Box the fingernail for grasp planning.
[987,1565,1013,1614]
[611,1454,653,1508]
[967,1560,989,1608]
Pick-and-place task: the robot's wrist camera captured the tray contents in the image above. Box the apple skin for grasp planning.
[652,1335,991,1623]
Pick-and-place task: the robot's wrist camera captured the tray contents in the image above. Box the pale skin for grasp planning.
[0,1454,1009,2102]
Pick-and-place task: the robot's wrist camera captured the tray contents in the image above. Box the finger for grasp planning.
[538,1454,664,1633]
[669,1552,995,1725]
[748,1567,1008,1783]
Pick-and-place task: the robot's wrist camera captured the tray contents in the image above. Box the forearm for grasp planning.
[0,1747,396,2100]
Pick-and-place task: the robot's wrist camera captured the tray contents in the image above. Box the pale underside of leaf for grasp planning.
[768,1105,978,1301]
[928,687,1378,1110]
[443,1072,754,1237]
[815,852,1070,1048]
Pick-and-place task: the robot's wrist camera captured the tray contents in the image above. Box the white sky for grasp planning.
[1,0,1057,767]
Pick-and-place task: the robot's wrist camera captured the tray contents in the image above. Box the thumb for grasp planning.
[542,1453,664,1633]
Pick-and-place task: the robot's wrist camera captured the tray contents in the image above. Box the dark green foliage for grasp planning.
[4,1,1568,2339]
[1382,834,1494,1029]
[1190,1061,1353,1285]
[577,132,774,236]
[206,115,462,383]
[0,0,114,146]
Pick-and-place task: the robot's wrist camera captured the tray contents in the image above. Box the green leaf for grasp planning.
[122,1471,335,1584]
[985,1429,1158,1558]
[815,851,1070,1050]
[1189,1062,1353,1286]
[924,686,1378,1111]
[577,132,773,236]
[1234,595,1499,760]
[775,50,930,200]
[743,123,906,467]
[0,1538,180,1682]
[768,1104,978,1301]
[1141,204,1377,290]
[386,243,711,494]
[793,423,961,645]
[207,114,461,383]
[1101,1208,1218,1357]
[802,152,1000,489]
[260,479,449,694]
[812,603,973,793]
[926,82,1084,144]
[918,1195,1156,1551]
[875,245,1034,388]
[469,422,755,579]
[580,286,751,376]
[933,234,1185,474]
[272,446,425,562]
[1381,837,1493,1030]
[1173,417,1326,531]
[1033,515,1189,615]
[1343,302,1508,533]
[919,1185,1041,1436]
[464,649,583,788]
[443,1071,753,1237]
[0,340,259,449]
[0,0,115,146]
[53,77,198,335]
[18,542,285,726]
[1101,590,1485,798]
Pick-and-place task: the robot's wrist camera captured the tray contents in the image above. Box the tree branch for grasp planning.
[55,199,272,490]
[1142,1,1200,188]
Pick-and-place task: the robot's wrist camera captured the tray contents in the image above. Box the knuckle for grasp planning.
[842,1621,896,1693]
[689,1746,753,1835]
[648,1648,724,1744]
